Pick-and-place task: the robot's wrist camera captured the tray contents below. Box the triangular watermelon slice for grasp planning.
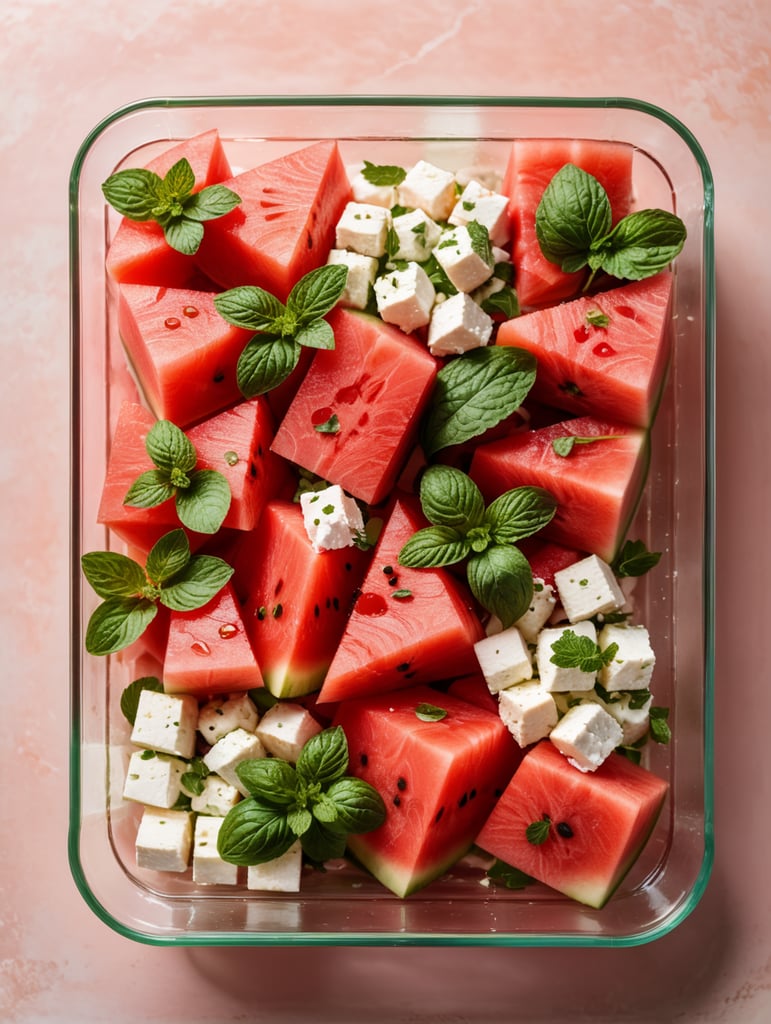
[194,140,351,299]
[497,272,673,427]
[105,129,233,287]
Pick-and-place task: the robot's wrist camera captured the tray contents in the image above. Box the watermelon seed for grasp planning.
[458,793,468,808]
[274,579,284,596]
[470,788,477,800]
[556,821,574,839]
[382,565,394,575]
[435,807,444,824]
[397,777,407,791]
[396,662,411,673]
[256,606,266,620]
[333,596,340,610]
[272,603,283,619]
[388,575,398,586]
[250,461,258,478]
[313,604,320,618]
[359,753,368,767]
[212,371,225,383]
[393,795,401,807]
[559,380,583,397]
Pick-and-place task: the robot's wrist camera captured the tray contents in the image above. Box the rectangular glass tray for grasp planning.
[68,96,714,946]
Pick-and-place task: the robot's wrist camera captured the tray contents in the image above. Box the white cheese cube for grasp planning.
[554,555,625,623]
[391,208,442,261]
[348,165,398,208]
[598,623,656,691]
[498,681,558,747]
[374,262,435,332]
[433,225,494,293]
[603,691,653,746]
[190,773,242,816]
[192,815,238,885]
[255,702,323,763]
[474,625,533,694]
[203,728,266,796]
[130,689,198,758]
[448,179,511,245]
[427,291,493,356]
[536,620,598,693]
[549,702,623,772]
[123,750,187,808]
[247,839,303,892]
[135,807,193,872]
[514,577,557,644]
[326,248,378,310]
[198,692,259,745]
[335,201,391,258]
[300,483,365,552]
[397,160,457,221]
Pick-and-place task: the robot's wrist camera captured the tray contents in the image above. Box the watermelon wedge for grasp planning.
[469,415,649,562]
[497,272,673,427]
[476,740,668,908]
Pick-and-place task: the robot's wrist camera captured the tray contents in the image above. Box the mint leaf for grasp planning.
[418,464,486,531]
[415,702,448,723]
[183,183,242,222]
[649,706,672,744]
[324,777,386,834]
[585,308,610,328]
[535,164,611,271]
[550,630,618,673]
[81,551,148,599]
[158,554,234,611]
[119,676,164,725]
[467,544,533,628]
[101,168,163,220]
[420,253,458,296]
[612,538,662,577]
[300,818,348,864]
[123,469,176,510]
[175,469,231,534]
[217,797,297,866]
[214,286,287,333]
[485,486,557,545]
[421,346,537,456]
[235,758,298,807]
[159,157,196,201]
[361,160,406,187]
[313,413,340,434]
[466,220,493,268]
[84,597,158,656]
[145,420,197,475]
[162,217,204,257]
[286,264,348,325]
[296,726,349,790]
[600,209,686,280]
[487,859,534,890]
[551,434,622,457]
[236,335,301,398]
[145,528,191,585]
[480,284,519,319]
[295,318,336,350]
[525,815,551,845]
[398,524,471,569]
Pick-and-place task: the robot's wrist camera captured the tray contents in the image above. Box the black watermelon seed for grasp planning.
[388,576,398,586]
[212,371,225,383]
[382,565,394,575]
[396,662,410,673]
[257,444,264,457]
[435,806,444,824]
[359,753,368,767]
[333,596,340,610]
[469,788,477,800]
[397,777,407,791]
[393,795,401,807]
[313,604,320,618]
[405,670,417,679]
[556,821,574,839]
[249,461,258,478]
[458,793,468,808]
[345,562,352,572]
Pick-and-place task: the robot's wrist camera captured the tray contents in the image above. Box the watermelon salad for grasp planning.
[81,128,686,910]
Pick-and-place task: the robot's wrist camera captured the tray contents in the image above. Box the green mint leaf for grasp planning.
[214,286,287,333]
[158,554,234,612]
[182,183,241,222]
[313,413,340,434]
[480,284,519,319]
[235,758,298,806]
[585,308,610,328]
[398,524,471,569]
[84,596,157,656]
[123,469,176,510]
[415,702,448,722]
[385,225,401,259]
[300,818,348,864]
[551,433,623,458]
[361,160,406,187]
[101,168,163,220]
[324,777,386,834]
[594,682,623,704]
[612,538,662,578]
[310,792,340,825]
[466,544,533,628]
[119,676,164,725]
[599,209,686,280]
[236,335,301,398]
[145,420,197,475]
[160,158,196,202]
[145,528,191,585]
[161,217,204,257]
[175,469,231,534]
[421,346,537,456]
[392,588,412,600]
[466,220,493,268]
[217,797,297,866]
[525,816,551,845]
[550,630,617,673]
[287,807,314,835]
[487,859,534,890]
[627,689,653,711]
[420,253,458,296]
[485,486,557,545]
[286,264,348,326]
[180,756,211,796]
[295,318,336,350]
[81,551,147,599]
[296,726,349,790]
[649,706,672,744]
[535,163,612,271]
[419,464,486,531]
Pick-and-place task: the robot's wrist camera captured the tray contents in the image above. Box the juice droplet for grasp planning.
[356,592,388,616]
[573,324,591,343]
[164,317,181,330]
[224,450,239,466]
[191,640,211,656]
[614,304,636,319]
[311,406,334,426]
[218,623,239,639]
[183,305,199,318]
[592,341,616,357]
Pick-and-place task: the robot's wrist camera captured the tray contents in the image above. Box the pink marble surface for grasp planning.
[1,0,769,1020]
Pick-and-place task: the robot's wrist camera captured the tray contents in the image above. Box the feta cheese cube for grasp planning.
[427,291,493,356]
[130,689,198,758]
[554,555,625,623]
[474,625,533,694]
[247,839,303,892]
[255,702,323,763]
[123,750,187,808]
[300,484,365,552]
[598,622,656,691]
[326,248,378,310]
[397,160,457,221]
[374,262,435,332]
[448,179,511,245]
[190,773,242,816]
[514,577,557,644]
[135,807,193,872]
[391,208,442,261]
[536,620,598,693]
[498,681,558,747]
[603,690,653,746]
[433,225,494,293]
[203,728,266,796]
[197,692,259,745]
[549,702,623,772]
[192,815,238,885]
[335,201,391,258]
[348,164,397,208]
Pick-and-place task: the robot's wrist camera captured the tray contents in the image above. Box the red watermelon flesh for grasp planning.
[476,740,668,908]
[194,140,351,300]
[503,139,633,309]
[163,583,263,697]
[446,673,500,715]
[234,501,372,699]
[519,538,587,592]
[317,496,484,705]
[497,272,673,427]
[271,309,438,506]
[469,415,648,562]
[106,129,233,287]
[117,283,253,428]
[333,685,520,897]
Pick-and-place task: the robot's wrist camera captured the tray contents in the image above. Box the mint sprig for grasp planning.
[123,419,231,534]
[360,160,406,187]
[217,726,386,867]
[549,630,619,673]
[213,264,348,398]
[101,157,241,256]
[81,529,234,656]
[535,163,686,289]
[398,465,556,628]
[611,538,662,578]
[551,434,623,457]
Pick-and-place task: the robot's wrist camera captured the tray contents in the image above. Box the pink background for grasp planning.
[1,0,769,1020]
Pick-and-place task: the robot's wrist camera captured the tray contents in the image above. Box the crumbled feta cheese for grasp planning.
[373,262,436,332]
[190,774,242,816]
[123,749,187,809]
[554,555,626,623]
[197,692,259,745]
[598,622,656,691]
[247,839,303,892]
[448,180,511,245]
[397,160,457,221]
[433,224,494,293]
[390,208,442,261]
[203,728,266,796]
[498,681,558,747]
[335,201,391,258]
[549,702,623,772]
[256,702,323,763]
[427,291,493,356]
[536,620,598,692]
[348,164,398,208]
[514,577,557,644]
[474,624,533,694]
[130,689,198,758]
[326,248,378,309]
[192,815,238,885]
[135,807,193,872]
[300,483,365,552]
